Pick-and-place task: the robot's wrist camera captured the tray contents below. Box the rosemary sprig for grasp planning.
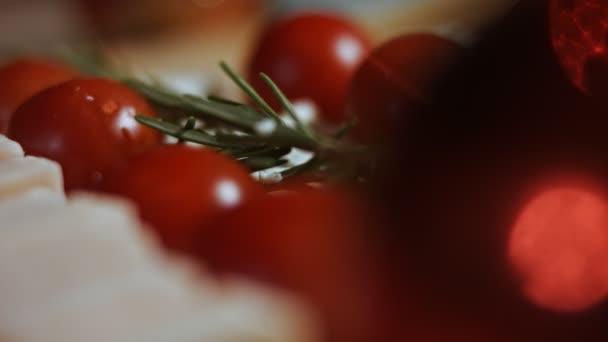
[280,156,320,178]
[207,95,246,106]
[128,79,320,149]
[135,116,241,149]
[230,146,292,159]
[219,62,282,122]
[333,117,357,140]
[259,73,311,137]
[178,117,197,144]
[240,156,289,172]
[62,50,373,182]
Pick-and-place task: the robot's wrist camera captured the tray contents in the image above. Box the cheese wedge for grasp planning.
[0,193,319,342]
[0,189,65,227]
[0,135,24,161]
[0,156,63,201]
[14,266,206,342]
[0,197,162,316]
[168,277,319,342]
[20,267,317,342]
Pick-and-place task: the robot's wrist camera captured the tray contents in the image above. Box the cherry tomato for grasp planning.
[8,78,162,191]
[345,33,463,143]
[102,144,263,253]
[248,13,372,124]
[193,186,390,341]
[0,58,78,134]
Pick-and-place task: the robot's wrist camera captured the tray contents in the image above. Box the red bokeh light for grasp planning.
[509,185,608,312]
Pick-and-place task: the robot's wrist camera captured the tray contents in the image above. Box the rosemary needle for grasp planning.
[178,117,197,144]
[135,115,241,149]
[259,72,315,139]
[219,61,282,122]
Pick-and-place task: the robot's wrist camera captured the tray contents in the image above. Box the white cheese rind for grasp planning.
[0,156,63,201]
[0,135,24,160]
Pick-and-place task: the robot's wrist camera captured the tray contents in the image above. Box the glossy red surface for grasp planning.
[102,144,263,252]
[195,186,388,341]
[8,78,162,191]
[0,58,78,134]
[248,13,372,124]
[345,34,463,143]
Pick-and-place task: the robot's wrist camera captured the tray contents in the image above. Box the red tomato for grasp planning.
[8,78,162,191]
[193,186,390,341]
[102,144,263,253]
[345,33,463,143]
[248,13,372,124]
[0,58,78,134]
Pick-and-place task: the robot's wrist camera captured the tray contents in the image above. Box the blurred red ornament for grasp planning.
[509,184,608,313]
[550,0,608,96]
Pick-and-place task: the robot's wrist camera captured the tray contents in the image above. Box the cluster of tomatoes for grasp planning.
[2,1,608,341]
[0,11,463,341]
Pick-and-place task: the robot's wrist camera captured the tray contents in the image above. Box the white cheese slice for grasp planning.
[0,192,319,342]
[155,277,319,342]
[0,195,163,325]
[0,156,63,201]
[14,266,207,342]
[0,189,65,227]
[21,269,318,342]
[0,135,24,160]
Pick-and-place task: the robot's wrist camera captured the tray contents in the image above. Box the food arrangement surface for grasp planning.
[1,0,608,341]
[0,135,318,342]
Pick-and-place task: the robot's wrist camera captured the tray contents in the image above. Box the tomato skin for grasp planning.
[346,34,463,143]
[102,144,264,252]
[248,13,372,124]
[7,78,162,191]
[193,186,390,341]
[0,58,78,134]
